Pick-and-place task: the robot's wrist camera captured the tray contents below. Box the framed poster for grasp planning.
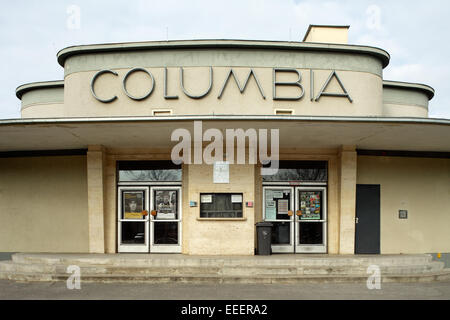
[277,199,289,215]
[300,191,321,220]
[155,190,177,219]
[123,191,144,219]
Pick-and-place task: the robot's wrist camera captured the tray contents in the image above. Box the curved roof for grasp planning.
[56,39,391,68]
[16,80,64,100]
[383,80,435,100]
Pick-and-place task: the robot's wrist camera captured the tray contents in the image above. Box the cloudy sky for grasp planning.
[1,0,449,119]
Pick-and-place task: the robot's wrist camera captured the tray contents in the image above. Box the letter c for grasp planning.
[90,69,118,103]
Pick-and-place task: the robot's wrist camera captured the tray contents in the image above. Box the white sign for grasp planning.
[157,212,175,220]
[231,194,243,203]
[213,161,229,184]
[277,199,289,215]
[201,194,212,203]
[272,191,283,198]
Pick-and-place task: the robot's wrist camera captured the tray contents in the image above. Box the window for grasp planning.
[262,161,327,182]
[275,109,293,115]
[200,193,243,218]
[152,109,172,116]
[118,161,182,182]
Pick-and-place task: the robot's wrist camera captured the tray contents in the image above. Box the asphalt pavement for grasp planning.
[1,280,450,300]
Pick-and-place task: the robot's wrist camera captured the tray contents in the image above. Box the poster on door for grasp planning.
[265,189,291,219]
[299,191,321,220]
[155,190,177,219]
[123,191,144,219]
[265,200,276,220]
[277,199,289,215]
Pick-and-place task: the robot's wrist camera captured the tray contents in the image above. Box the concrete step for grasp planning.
[1,269,450,284]
[293,255,433,267]
[11,253,433,268]
[11,254,226,267]
[0,261,222,276]
[0,260,444,277]
[299,261,444,275]
[2,253,445,284]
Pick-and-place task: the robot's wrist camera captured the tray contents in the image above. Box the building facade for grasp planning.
[1,25,449,256]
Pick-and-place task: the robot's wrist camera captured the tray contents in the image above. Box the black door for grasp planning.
[355,184,380,254]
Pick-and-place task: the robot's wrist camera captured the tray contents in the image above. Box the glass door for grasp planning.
[117,186,149,253]
[150,187,182,253]
[263,186,294,253]
[295,187,327,253]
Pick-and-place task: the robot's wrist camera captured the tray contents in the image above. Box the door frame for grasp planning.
[117,186,150,253]
[150,186,182,253]
[294,186,327,253]
[117,184,182,253]
[262,185,328,254]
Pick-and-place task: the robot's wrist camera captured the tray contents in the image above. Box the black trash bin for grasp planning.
[255,222,273,255]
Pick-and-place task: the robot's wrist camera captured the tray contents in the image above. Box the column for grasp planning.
[327,155,340,254]
[338,146,357,254]
[87,145,106,253]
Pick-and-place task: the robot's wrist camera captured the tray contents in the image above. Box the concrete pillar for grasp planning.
[327,156,339,254]
[181,163,190,254]
[87,145,106,253]
[338,146,357,254]
[103,155,116,253]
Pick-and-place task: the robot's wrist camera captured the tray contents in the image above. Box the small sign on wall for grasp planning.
[200,195,212,203]
[189,201,197,207]
[399,210,408,219]
[231,194,242,203]
[213,161,229,183]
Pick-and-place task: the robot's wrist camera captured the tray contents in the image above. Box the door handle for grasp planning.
[355,217,359,224]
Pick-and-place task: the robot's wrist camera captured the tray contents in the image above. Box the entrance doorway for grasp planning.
[263,186,327,253]
[117,186,182,253]
[355,184,380,254]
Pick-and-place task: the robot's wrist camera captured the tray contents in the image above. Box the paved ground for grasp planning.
[1,280,449,300]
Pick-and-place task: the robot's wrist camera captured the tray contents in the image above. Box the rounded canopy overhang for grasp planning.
[0,115,449,153]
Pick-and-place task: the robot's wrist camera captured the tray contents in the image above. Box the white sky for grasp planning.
[1,0,449,119]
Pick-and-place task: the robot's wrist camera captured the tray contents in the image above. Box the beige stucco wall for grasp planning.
[382,103,428,118]
[357,156,450,254]
[184,163,256,255]
[0,156,89,252]
[20,87,65,118]
[64,67,383,118]
[304,27,349,44]
[21,103,65,118]
[382,86,429,117]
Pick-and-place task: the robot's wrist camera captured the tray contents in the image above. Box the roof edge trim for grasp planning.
[1,115,449,126]
[16,80,64,100]
[56,39,391,69]
[383,80,435,100]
